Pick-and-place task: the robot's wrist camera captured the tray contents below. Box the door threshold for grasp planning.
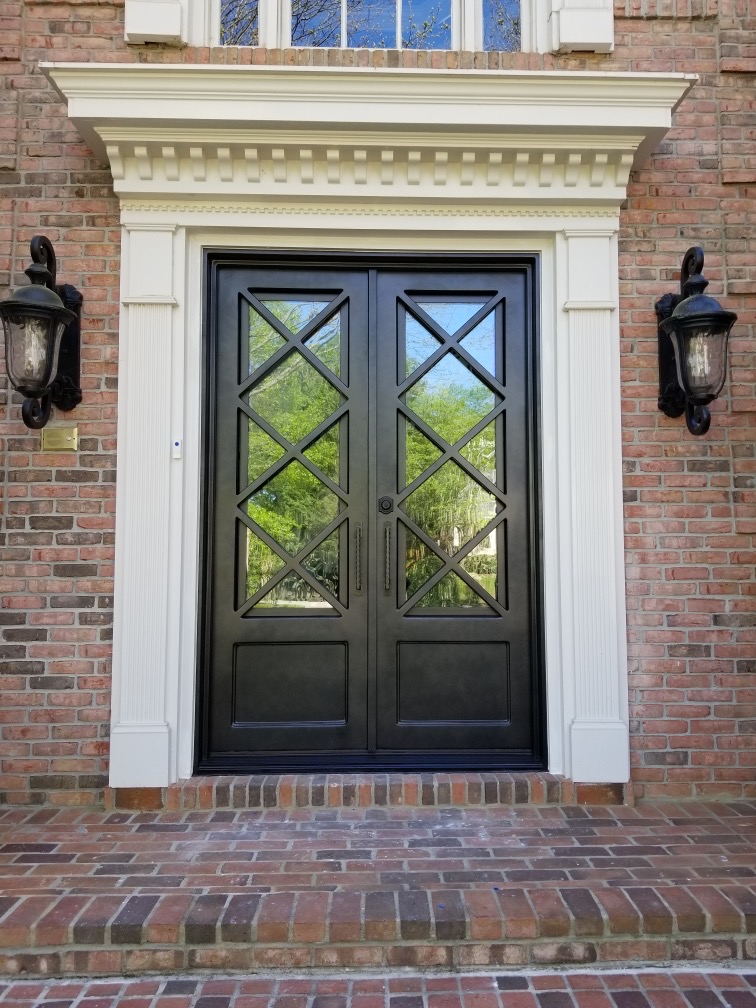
[106,772,631,811]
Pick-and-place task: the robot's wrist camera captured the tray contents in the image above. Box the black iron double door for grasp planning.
[200,254,543,771]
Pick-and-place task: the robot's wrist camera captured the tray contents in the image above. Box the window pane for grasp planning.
[221,0,522,51]
[402,0,451,48]
[483,0,520,50]
[220,0,259,44]
[291,0,342,45]
[348,0,396,47]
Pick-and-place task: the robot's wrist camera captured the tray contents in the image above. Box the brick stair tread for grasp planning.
[3,970,756,1008]
[0,801,753,975]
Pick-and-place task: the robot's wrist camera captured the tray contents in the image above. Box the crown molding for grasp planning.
[43,64,695,208]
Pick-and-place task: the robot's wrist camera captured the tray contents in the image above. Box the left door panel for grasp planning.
[202,262,370,760]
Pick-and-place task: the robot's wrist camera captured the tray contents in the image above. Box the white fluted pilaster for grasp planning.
[110,226,178,787]
[561,231,629,782]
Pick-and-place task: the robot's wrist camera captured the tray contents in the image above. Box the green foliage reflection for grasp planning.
[404,461,497,559]
[248,461,340,556]
[250,351,342,446]
[405,352,495,445]
[413,570,492,608]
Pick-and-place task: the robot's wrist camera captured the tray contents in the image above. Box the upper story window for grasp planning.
[220,0,521,50]
[122,0,612,55]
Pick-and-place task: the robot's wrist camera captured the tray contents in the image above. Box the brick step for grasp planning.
[106,774,628,811]
[0,801,753,978]
[0,883,753,977]
[4,971,756,1008]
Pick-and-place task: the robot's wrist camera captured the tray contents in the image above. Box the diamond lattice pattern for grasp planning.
[403,460,497,557]
[404,352,496,446]
[247,460,341,556]
[249,351,342,446]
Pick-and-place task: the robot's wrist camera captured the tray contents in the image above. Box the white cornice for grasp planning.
[42,64,696,207]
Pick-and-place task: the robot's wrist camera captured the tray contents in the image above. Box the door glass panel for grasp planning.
[461,532,497,599]
[410,570,493,610]
[459,420,496,483]
[483,0,521,51]
[348,0,396,47]
[302,420,342,486]
[402,461,497,556]
[401,0,451,47]
[404,419,442,488]
[255,572,336,611]
[243,526,286,602]
[243,416,286,487]
[246,305,286,376]
[404,527,444,601]
[459,313,496,376]
[417,301,484,335]
[404,352,497,446]
[260,298,331,334]
[302,528,341,601]
[249,351,342,445]
[247,460,341,556]
[220,0,258,44]
[405,313,442,378]
[304,313,342,378]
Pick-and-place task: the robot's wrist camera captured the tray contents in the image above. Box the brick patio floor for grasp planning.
[0,799,754,976]
[0,971,754,1008]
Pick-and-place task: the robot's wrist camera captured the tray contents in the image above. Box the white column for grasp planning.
[109,225,178,787]
[562,231,629,783]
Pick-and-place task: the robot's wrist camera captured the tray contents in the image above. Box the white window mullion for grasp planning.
[259,0,284,47]
[341,0,347,48]
[457,0,480,50]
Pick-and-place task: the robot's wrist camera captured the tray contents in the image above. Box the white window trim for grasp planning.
[126,0,610,53]
[43,63,694,788]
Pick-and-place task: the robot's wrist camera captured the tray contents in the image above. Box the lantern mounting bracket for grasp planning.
[655,291,686,419]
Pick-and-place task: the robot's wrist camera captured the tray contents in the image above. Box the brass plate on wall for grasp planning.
[41,426,78,451]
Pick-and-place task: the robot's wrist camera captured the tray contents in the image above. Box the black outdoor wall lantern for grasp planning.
[0,235,82,429]
[656,246,737,436]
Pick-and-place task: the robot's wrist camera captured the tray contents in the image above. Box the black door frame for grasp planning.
[196,249,546,772]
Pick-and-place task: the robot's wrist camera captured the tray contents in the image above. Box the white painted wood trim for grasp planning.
[43,64,693,786]
[560,231,629,782]
[124,0,183,44]
[110,226,177,788]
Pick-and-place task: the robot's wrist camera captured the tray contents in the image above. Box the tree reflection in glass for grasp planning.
[401,307,501,607]
[220,0,521,50]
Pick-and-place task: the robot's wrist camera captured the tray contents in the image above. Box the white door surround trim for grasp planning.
[43,64,696,787]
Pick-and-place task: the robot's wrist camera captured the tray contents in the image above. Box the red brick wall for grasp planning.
[0,0,753,804]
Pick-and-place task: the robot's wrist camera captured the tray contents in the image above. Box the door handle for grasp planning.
[383,522,391,592]
[354,522,362,593]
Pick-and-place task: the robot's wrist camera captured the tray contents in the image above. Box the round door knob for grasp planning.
[378,496,393,513]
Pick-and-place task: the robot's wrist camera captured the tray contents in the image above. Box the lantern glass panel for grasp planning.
[673,326,729,401]
[2,311,62,395]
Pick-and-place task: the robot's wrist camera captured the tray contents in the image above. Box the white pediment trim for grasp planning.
[44,65,694,207]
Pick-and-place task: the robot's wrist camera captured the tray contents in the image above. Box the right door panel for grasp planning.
[374,268,539,757]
